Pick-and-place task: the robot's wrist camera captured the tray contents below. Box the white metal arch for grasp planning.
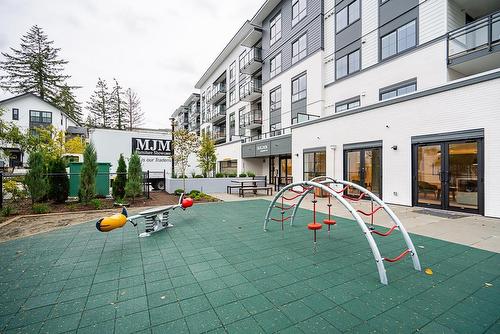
[264,180,389,285]
[288,176,421,272]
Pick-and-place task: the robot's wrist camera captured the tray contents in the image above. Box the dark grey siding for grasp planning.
[291,98,307,119]
[241,135,292,158]
[261,0,324,83]
[379,0,418,27]
[334,0,362,53]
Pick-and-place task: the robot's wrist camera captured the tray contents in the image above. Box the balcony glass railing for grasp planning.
[240,109,263,128]
[242,126,292,143]
[291,113,320,125]
[239,48,263,71]
[207,105,226,122]
[239,79,262,99]
[212,129,226,141]
[448,11,500,60]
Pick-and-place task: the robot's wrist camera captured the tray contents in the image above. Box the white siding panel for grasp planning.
[419,0,447,44]
[447,0,465,32]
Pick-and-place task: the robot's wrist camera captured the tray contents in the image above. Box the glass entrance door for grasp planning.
[414,140,482,213]
[345,147,382,198]
[279,156,292,185]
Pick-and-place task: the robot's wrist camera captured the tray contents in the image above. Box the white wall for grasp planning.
[419,0,448,44]
[292,76,500,218]
[215,141,242,173]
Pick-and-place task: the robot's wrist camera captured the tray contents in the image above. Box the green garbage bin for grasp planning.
[69,162,111,197]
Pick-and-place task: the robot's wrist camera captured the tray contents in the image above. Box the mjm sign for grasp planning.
[132,138,171,156]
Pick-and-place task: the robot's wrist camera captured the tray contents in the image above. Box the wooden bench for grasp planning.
[239,186,273,197]
[227,185,242,194]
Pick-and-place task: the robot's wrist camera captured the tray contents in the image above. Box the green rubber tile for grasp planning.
[171,274,197,288]
[117,283,146,302]
[79,304,116,328]
[49,297,86,318]
[185,309,223,334]
[57,286,90,303]
[179,295,211,316]
[85,290,116,310]
[89,279,118,296]
[147,289,177,308]
[149,302,183,326]
[280,300,316,323]
[297,315,340,334]
[39,312,81,334]
[301,292,337,314]
[214,301,251,326]
[240,294,274,315]
[76,319,114,334]
[22,291,60,310]
[167,266,191,278]
[230,282,261,299]
[6,305,52,330]
[276,325,304,333]
[193,269,219,282]
[189,262,212,273]
[418,321,458,334]
[321,306,362,332]
[206,288,238,308]
[436,312,488,334]
[225,316,265,334]
[199,277,228,294]
[5,321,43,334]
[146,279,173,294]
[144,270,168,283]
[484,322,500,334]
[174,282,203,301]
[448,296,499,328]
[115,310,150,334]
[254,308,294,334]
[119,274,145,289]
[115,295,148,317]
[384,304,431,331]
[151,318,189,334]
[221,273,249,287]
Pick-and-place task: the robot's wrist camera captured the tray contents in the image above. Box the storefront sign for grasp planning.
[256,144,269,154]
[132,138,171,156]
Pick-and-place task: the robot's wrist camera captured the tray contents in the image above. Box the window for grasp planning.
[30,110,52,124]
[12,108,19,120]
[229,61,236,83]
[270,86,282,111]
[270,53,282,78]
[380,80,416,101]
[292,74,307,102]
[303,150,326,180]
[336,0,360,32]
[219,160,237,175]
[335,97,360,113]
[270,122,282,135]
[292,0,307,26]
[270,12,282,45]
[381,20,416,59]
[292,34,307,64]
[229,89,236,105]
[336,49,360,79]
[229,113,236,137]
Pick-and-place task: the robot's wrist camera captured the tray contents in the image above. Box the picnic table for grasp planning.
[227,179,257,195]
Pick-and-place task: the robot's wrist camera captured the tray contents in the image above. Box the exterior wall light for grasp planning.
[391,145,398,150]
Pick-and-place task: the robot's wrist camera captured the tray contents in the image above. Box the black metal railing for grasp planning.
[207,105,226,122]
[447,11,500,60]
[239,48,263,72]
[239,79,262,100]
[240,109,263,128]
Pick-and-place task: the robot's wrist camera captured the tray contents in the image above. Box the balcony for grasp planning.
[239,48,263,75]
[291,113,320,125]
[447,11,500,75]
[240,109,262,130]
[207,82,226,104]
[208,105,226,124]
[188,115,200,132]
[239,79,262,102]
[212,129,226,144]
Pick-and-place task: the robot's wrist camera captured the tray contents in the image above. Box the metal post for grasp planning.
[488,15,492,51]
[147,170,150,199]
[170,117,175,177]
[0,172,3,209]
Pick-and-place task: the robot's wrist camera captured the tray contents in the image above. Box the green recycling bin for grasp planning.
[69,162,111,197]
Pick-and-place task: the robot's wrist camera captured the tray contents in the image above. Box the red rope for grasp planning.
[384,249,411,262]
[357,206,384,216]
[333,185,349,194]
[274,204,296,210]
[371,225,398,236]
[271,216,291,222]
[342,192,366,202]
[282,193,303,201]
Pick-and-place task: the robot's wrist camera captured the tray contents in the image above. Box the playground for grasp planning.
[0,198,499,333]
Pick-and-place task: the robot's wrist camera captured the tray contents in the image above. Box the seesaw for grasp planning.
[96,193,193,237]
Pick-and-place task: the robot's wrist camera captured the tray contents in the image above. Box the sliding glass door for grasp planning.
[344,147,382,198]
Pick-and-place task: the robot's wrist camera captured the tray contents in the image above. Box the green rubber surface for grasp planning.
[0,200,499,333]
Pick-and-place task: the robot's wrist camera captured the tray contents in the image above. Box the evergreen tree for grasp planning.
[0,25,75,103]
[197,132,216,177]
[48,157,69,203]
[86,78,111,127]
[24,151,48,204]
[54,84,82,122]
[112,154,127,199]
[110,78,127,129]
[125,152,143,202]
[123,88,144,130]
[79,143,97,204]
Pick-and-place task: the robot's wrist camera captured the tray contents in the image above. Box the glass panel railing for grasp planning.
[240,109,263,127]
[242,126,292,143]
[291,113,320,124]
[239,79,262,98]
[239,48,263,70]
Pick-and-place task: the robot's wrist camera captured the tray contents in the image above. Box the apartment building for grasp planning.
[172,0,500,217]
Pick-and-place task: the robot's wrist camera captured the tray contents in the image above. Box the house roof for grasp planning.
[0,92,81,126]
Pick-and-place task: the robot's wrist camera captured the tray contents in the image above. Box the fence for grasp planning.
[0,170,167,209]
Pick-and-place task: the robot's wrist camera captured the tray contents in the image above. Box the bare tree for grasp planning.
[123,88,144,130]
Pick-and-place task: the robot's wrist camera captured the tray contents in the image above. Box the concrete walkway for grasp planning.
[212,193,500,253]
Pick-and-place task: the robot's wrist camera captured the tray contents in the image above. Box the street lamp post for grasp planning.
[170,117,175,177]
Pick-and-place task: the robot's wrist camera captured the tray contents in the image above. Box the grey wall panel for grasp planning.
[242,144,256,158]
[291,98,307,119]
[255,140,272,157]
[270,136,292,155]
[335,20,362,52]
[379,7,418,37]
[335,39,361,59]
[270,109,282,126]
[411,129,484,144]
[379,0,418,27]
[262,0,324,83]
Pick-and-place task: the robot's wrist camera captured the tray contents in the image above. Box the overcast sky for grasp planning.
[0,0,261,128]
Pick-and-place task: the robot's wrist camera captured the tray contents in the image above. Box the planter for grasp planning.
[166,177,254,194]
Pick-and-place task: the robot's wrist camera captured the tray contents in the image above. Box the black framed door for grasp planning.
[413,139,483,214]
[344,147,382,198]
[279,156,292,185]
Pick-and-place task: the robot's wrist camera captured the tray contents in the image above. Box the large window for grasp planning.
[270,53,282,78]
[229,113,236,138]
[292,0,307,27]
[270,12,282,45]
[12,108,19,120]
[292,34,307,64]
[336,49,360,79]
[381,20,416,60]
[336,97,360,113]
[292,73,307,102]
[336,0,360,32]
[30,110,52,124]
[303,150,326,180]
[219,160,237,175]
[270,86,281,111]
[229,61,236,83]
[380,80,416,100]
[229,88,236,105]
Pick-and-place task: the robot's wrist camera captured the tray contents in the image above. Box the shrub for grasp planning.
[247,171,255,177]
[1,206,15,217]
[125,152,143,202]
[228,173,237,177]
[79,143,97,204]
[171,172,177,179]
[67,203,78,212]
[32,203,50,214]
[3,179,27,201]
[25,151,48,204]
[48,157,69,203]
[190,171,196,178]
[90,198,101,210]
[189,190,201,196]
[112,154,127,199]
[194,174,204,178]
[239,173,247,177]
[215,173,224,178]
[174,188,184,196]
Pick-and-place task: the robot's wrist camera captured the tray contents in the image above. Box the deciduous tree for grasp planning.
[123,88,144,130]
[86,78,111,127]
[172,129,199,191]
[197,132,216,177]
